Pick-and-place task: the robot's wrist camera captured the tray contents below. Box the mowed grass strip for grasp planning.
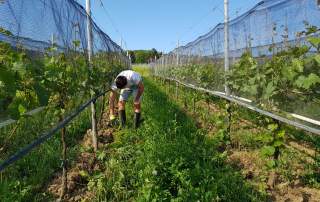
[89,76,266,201]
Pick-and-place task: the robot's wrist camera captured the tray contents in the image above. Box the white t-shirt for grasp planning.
[111,70,142,90]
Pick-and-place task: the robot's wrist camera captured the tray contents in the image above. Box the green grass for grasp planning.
[132,65,151,77]
[89,77,266,201]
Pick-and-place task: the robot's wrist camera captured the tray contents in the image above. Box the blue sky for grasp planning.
[77,0,261,52]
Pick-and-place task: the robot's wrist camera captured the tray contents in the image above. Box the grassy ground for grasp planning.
[3,66,320,201]
[87,74,266,201]
[132,65,151,77]
[0,97,106,202]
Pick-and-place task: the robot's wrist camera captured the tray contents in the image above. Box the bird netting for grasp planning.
[0,0,127,55]
[170,0,320,61]
[0,0,130,120]
[0,0,129,172]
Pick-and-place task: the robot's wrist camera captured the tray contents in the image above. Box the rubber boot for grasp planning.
[119,110,126,128]
[134,112,141,129]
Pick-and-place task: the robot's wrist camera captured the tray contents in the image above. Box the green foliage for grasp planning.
[295,73,320,89]
[163,63,224,90]
[129,49,162,64]
[0,41,126,120]
[224,26,320,112]
[0,41,126,201]
[0,27,13,36]
[0,41,47,119]
[155,25,320,190]
[160,25,320,112]
[227,52,262,101]
[43,49,89,117]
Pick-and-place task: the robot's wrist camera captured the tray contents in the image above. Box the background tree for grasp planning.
[128,49,162,64]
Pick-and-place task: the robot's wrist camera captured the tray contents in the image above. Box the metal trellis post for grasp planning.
[224,0,232,143]
[224,0,230,96]
[86,0,98,152]
[176,40,180,66]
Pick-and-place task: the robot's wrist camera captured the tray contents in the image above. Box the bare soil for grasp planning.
[45,109,115,201]
[228,150,320,201]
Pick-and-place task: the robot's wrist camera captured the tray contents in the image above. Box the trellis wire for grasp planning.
[0,90,109,172]
[162,77,320,136]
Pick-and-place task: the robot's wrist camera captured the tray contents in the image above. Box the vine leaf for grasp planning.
[276,129,286,139]
[266,160,276,169]
[12,61,26,76]
[314,54,320,65]
[308,37,320,50]
[292,58,304,73]
[34,83,49,106]
[295,73,320,89]
[7,98,24,120]
[18,104,26,115]
[263,82,276,99]
[267,123,278,131]
[273,140,284,147]
[261,146,275,157]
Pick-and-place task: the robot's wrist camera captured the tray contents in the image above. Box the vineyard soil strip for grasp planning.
[0,91,109,172]
[162,77,320,136]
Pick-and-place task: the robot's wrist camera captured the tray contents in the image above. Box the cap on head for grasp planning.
[115,76,127,89]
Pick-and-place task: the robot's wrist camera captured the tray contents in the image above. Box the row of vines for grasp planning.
[157,76,320,200]
[0,35,126,200]
[153,25,320,197]
[157,25,320,118]
[0,40,125,120]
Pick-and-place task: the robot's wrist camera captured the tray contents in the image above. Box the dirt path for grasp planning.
[45,108,115,201]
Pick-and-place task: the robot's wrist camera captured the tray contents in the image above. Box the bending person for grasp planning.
[109,70,144,129]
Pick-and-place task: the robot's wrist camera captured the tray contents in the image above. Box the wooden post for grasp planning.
[224,0,232,144]
[193,94,196,114]
[60,117,67,198]
[184,88,187,109]
[226,101,232,143]
[175,82,178,100]
[224,0,230,96]
[267,119,282,188]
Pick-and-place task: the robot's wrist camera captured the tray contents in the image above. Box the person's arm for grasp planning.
[109,90,118,118]
[134,82,144,104]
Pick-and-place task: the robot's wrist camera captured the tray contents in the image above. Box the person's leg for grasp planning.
[133,89,142,129]
[118,100,126,111]
[118,89,131,128]
[118,100,126,128]
[133,102,141,113]
[109,91,116,118]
